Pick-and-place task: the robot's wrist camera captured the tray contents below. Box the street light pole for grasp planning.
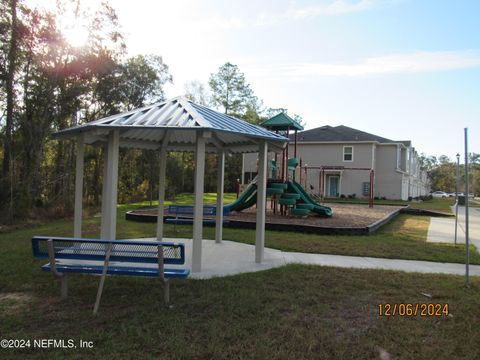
[454,153,460,245]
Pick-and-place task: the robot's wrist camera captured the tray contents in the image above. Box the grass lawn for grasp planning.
[1,260,479,359]
[408,198,455,213]
[1,193,476,265]
[1,196,480,358]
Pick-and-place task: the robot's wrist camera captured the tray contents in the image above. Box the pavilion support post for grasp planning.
[156,132,170,241]
[100,146,109,239]
[100,130,120,240]
[192,132,207,272]
[73,133,85,238]
[215,148,225,244]
[255,141,268,263]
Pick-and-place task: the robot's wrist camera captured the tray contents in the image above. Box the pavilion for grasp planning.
[52,96,289,273]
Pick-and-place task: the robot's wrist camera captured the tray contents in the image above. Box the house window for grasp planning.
[397,146,401,169]
[343,146,353,162]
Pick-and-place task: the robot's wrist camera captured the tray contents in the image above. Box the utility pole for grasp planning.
[464,128,470,285]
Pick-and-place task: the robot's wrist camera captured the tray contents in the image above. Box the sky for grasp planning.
[33,0,480,161]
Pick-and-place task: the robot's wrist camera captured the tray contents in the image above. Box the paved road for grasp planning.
[427,205,480,252]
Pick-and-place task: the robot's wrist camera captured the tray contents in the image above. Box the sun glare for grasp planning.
[63,25,89,48]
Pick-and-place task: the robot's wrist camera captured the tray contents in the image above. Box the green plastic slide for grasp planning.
[223,178,333,217]
[288,180,333,217]
[224,182,257,212]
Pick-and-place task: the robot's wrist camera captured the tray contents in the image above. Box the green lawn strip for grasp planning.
[408,198,455,213]
[1,206,478,272]
[208,214,479,265]
[1,265,479,359]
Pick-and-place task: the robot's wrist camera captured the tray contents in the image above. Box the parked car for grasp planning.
[448,192,464,197]
[431,191,448,198]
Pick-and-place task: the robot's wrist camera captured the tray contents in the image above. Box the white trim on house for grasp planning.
[343,145,354,162]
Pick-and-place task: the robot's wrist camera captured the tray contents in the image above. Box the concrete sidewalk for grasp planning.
[152,238,480,279]
[427,205,480,252]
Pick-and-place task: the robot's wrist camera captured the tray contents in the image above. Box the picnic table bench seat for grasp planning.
[32,236,189,314]
[166,205,230,228]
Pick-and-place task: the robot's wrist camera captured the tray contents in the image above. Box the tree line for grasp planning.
[0,0,301,224]
[419,154,480,195]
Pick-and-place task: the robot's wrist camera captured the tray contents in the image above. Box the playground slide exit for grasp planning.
[288,180,333,217]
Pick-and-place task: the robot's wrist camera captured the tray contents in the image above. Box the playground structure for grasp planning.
[224,176,333,217]
[224,112,333,218]
[298,164,375,208]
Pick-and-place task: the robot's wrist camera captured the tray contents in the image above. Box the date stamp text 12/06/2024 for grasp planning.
[378,303,449,317]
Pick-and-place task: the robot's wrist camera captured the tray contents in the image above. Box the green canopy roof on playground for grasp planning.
[260,112,303,131]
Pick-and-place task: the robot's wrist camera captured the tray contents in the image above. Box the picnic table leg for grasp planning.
[158,245,170,305]
[93,243,113,315]
[164,279,170,304]
[46,239,68,299]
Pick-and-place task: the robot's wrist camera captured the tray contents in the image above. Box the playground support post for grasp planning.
[305,166,308,189]
[464,128,470,285]
[320,168,325,198]
[369,169,374,208]
[294,129,298,158]
[285,126,289,180]
[299,158,302,184]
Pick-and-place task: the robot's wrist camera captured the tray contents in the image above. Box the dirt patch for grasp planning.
[230,203,404,228]
[0,292,34,313]
[130,203,404,229]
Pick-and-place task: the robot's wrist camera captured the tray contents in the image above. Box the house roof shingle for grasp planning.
[291,125,399,144]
